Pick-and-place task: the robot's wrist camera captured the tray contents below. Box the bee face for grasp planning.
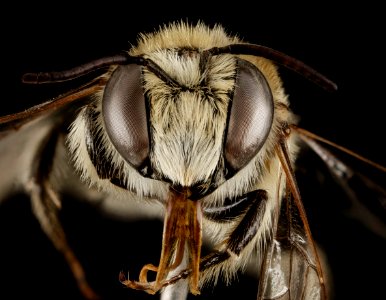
[62,24,311,297]
[61,23,302,296]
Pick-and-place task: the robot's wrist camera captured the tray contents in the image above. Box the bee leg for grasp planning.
[203,189,267,223]
[201,189,268,268]
[26,131,100,300]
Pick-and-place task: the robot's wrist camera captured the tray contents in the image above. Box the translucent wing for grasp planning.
[257,138,327,300]
[258,191,326,300]
[0,77,106,300]
[0,77,105,201]
[294,127,386,239]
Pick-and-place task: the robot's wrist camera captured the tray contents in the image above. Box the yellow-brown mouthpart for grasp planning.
[120,188,203,295]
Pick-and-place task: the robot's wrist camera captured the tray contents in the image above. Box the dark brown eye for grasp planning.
[102,64,149,169]
[225,58,274,171]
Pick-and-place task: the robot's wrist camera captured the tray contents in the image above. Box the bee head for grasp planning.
[102,49,274,198]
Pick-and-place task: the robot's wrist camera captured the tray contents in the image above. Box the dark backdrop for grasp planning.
[1,4,385,300]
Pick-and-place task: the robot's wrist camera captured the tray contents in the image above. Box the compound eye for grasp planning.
[102,64,149,169]
[225,59,274,171]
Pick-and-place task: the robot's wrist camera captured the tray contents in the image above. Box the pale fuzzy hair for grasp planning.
[130,21,240,56]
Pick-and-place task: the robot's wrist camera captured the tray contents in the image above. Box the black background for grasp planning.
[1,4,385,300]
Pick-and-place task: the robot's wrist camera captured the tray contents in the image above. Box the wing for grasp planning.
[257,194,326,300]
[256,139,327,300]
[294,127,386,239]
[0,76,106,202]
[0,77,107,300]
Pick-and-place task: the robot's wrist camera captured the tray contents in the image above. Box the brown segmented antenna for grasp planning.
[21,53,142,84]
[206,43,338,92]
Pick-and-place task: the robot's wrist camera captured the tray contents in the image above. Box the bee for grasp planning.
[0,21,384,300]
